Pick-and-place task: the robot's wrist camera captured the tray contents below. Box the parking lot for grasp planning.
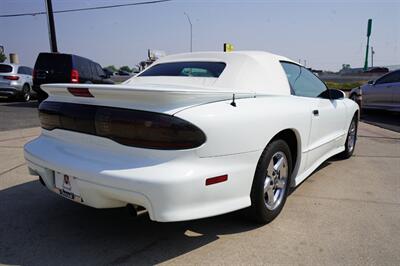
[0,100,399,265]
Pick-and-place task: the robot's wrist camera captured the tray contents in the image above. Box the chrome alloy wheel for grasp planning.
[264,151,288,210]
[347,119,356,152]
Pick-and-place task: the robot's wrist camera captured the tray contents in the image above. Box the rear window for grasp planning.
[0,64,13,73]
[34,53,72,72]
[139,61,226,78]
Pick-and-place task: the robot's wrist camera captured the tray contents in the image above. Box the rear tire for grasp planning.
[249,139,292,224]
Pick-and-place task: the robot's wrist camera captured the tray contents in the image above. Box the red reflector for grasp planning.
[67,88,93,97]
[205,174,228,186]
[4,75,19,80]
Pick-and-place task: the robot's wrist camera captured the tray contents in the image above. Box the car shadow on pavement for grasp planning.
[0,180,260,265]
[0,100,39,108]
[361,110,400,133]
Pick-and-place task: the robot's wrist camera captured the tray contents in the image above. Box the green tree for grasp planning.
[119,66,132,73]
[0,52,6,63]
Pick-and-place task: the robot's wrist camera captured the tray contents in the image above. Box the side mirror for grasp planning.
[329,89,345,100]
[367,80,374,85]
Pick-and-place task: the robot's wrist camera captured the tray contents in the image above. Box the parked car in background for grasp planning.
[350,69,400,112]
[33,53,114,102]
[102,68,114,78]
[116,70,131,76]
[364,67,389,74]
[25,51,359,224]
[0,63,33,101]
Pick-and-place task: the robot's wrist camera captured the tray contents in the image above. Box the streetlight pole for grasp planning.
[45,0,58,52]
[184,12,192,52]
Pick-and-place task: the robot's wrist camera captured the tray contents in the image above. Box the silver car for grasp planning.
[350,69,400,112]
[0,63,33,101]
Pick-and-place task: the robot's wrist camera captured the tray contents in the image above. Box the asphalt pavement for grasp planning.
[0,99,40,131]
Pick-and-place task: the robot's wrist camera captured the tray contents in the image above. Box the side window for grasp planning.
[375,71,400,85]
[96,64,105,77]
[90,63,97,78]
[82,60,90,79]
[17,67,24,74]
[75,57,89,79]
[280,62,300,94]
[27,67,33,76]
[393,71,400,83]
[281,62,327,98]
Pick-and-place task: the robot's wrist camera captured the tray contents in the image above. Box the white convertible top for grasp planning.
[126,51,297,95]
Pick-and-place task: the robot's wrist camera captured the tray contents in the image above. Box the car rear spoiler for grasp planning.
[40,83,256,114]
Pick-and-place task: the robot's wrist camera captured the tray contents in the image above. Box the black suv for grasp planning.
[33,53,114,102]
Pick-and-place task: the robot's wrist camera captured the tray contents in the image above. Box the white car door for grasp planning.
[307,97,346,165]
[280,62,346,170]
[390,71,400,108]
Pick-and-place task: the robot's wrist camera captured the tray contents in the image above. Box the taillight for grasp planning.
[67,87,93,97]
[71,69,79,83]
[4,75,19,80]
[39,101,206,150]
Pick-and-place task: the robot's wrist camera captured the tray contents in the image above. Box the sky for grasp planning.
[0,0,399,71]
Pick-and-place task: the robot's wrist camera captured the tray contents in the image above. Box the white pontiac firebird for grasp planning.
[24,51,359,223]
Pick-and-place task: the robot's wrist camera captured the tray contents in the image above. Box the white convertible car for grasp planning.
[24,51,359,223]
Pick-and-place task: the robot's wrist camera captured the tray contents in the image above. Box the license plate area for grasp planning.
[54,172,83,203]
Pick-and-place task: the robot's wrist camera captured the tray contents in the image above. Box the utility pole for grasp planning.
[363,19,372,71]
[45,0,58,52]
[371,46,375,67]
[184,12,192,52]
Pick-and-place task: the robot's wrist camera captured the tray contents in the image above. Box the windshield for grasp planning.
[34,53,72,72]
[139,61,226,78]
[0,64,13,73]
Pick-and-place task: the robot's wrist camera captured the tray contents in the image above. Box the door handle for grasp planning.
[312,110,319,116]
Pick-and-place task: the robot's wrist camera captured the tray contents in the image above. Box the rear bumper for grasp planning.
[0,86,18,97]
[24,130,260,222]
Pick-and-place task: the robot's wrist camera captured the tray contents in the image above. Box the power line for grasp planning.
[0,0,172,18]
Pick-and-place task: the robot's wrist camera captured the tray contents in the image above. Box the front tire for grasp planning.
[20,84,31,102]
[249,139,292,224]
[338,115,358,159]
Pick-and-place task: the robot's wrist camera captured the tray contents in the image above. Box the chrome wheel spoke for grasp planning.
[274,156,284,172]
[266,186,275,205]
[267,160,274,178]
[264,177,272,194]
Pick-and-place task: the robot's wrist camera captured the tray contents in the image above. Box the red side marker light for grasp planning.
[67,87,93,97]
[205,174,228,186]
